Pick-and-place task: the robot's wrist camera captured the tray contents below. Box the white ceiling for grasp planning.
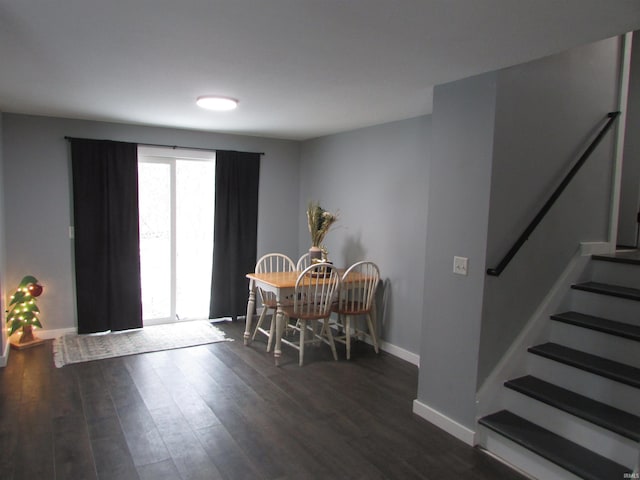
[1,1,639,141]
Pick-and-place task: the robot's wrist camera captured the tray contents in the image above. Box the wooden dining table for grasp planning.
[244,268,376,366]
[244,270,307,366]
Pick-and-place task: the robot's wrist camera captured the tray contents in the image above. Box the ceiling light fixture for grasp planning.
[196,96,238,111]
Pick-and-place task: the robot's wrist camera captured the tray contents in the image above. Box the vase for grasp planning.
[308,246,323,263]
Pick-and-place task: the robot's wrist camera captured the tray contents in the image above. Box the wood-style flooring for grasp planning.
[0,320,526,480]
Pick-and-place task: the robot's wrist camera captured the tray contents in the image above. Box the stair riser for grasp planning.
[570,290,640,326]
[550,321,640,369]
[478,427,584,480]
[589,261,640,290]
[503,388,638,468]
[528,355,640,416]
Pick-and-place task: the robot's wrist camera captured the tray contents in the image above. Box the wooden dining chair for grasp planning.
[296,252,311,271]
[251,253,296,351]
[280,263,341,366]
[331,261,380,360]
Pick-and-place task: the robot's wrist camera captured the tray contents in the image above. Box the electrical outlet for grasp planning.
[453,256,468,276]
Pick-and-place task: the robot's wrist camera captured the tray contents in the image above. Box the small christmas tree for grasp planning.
[7,275,44,346]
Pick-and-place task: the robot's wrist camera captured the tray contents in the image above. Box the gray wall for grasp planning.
[2,114,300,332]
[416,36,621,431]
[480,37,621,384]
[618,31,640,247]
[418,72,497,429]
[300,116,431,355]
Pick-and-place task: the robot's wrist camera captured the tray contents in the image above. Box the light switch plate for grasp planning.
[453,256,468,276]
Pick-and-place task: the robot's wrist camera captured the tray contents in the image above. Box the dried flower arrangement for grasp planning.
[306,201,338,248]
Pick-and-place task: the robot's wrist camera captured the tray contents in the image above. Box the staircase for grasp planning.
[478,251,640,480]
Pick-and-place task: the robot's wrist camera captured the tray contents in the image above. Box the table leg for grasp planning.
[274,306,285,366]
[244,280,256,346]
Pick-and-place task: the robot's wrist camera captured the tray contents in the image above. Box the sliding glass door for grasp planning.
[138,147,215,324]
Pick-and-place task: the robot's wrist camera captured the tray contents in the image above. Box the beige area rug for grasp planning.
[53,320,231,367]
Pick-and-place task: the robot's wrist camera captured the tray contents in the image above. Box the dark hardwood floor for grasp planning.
[0,320,525,480]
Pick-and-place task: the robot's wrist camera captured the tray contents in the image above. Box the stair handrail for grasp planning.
[487,111,621,277]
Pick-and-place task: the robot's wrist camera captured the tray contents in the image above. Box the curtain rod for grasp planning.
[63,136,265,156]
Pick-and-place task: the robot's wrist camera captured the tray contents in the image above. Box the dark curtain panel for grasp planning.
[210,150,260,319]
[70,139,143,333]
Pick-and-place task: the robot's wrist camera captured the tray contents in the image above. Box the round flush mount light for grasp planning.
[196,96,238,111]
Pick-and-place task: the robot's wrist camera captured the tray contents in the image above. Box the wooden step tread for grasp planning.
[505,375,640,441]
[592,250,640,266]
[571,281,640,301]
[551,311,640,342]
[479,410,632,480]
[528,342,640,389]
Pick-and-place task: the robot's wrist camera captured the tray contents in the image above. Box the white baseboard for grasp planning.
[39,327,76,339]
[379,339,420,366]
[352,328,420,366]
[412,399,476,446]
[337,321,420,366]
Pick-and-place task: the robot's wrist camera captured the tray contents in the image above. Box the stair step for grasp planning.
[505,375,640,442]
[479,410,632,480]
[528,342,640,389]
[551,311,640,342]
[592,250,640,266]
[571,281,640,301]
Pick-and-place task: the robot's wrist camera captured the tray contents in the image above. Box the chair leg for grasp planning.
[311,320,321,346]
[284,315,296,335]
[324,318,338,361]
[345,316,352,360]
[252,306,268,341]
[335,313,343,335]
[319,314,332,337]
[266,310,276,352]
[299,319,306,366]
[366,313,379,354]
